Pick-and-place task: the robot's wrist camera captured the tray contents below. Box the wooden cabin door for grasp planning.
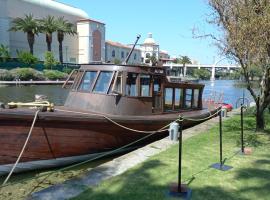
[152,77,162,113]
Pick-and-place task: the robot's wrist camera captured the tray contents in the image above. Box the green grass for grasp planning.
[73,110,270,200]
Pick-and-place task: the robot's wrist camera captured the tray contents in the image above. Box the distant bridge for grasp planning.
[163,63,240,80]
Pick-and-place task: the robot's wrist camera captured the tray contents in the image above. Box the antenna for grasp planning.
[123,34,141,65]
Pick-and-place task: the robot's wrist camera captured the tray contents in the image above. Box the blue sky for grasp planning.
[60,0,225,64]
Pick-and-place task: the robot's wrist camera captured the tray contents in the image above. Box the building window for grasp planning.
[121,51,124,58]
[126,52,129,57]
[112,50,115,57]
[134,53,137,60]
[146,53,150,58]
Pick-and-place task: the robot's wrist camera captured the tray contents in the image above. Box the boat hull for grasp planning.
[0,107,218,173]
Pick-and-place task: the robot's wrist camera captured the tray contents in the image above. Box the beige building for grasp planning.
[0,0,105,63]
[105,41,141,64]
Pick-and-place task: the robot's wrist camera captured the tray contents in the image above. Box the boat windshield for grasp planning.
[93,71,114,93]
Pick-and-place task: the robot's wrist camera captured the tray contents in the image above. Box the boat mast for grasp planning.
[123,34,141,65]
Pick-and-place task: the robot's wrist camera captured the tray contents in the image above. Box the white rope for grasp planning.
[182,108,221,122]
[2,110,40,186]
[54,108,181,133]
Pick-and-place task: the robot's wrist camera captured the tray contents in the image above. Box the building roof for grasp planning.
[21,0,89,19]
[77,18,105,25]
[143,33,157,45]
[106,40,140,51]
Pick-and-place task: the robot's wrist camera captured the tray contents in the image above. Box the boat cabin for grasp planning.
[64,64,204,115]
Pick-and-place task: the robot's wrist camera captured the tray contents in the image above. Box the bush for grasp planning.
[10,68,44,81]
[0,69,13,81]
[43,70,68,80]
[62,67,73,74]
[44,51,59,70]
[17,51,39,66]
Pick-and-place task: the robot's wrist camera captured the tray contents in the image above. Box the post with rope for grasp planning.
[239,103,252,155]
[168,117,191,198]
[210,107,233,171]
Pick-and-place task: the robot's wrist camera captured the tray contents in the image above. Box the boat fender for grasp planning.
[169,122,179,141]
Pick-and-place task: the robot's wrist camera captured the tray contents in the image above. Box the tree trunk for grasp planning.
[256,101,265,131]
[46,33,52,52]
[27,32,35,55]
[59,42,63,63]
[58,32,64,63]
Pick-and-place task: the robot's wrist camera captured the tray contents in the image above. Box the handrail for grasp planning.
[62,69,78,89]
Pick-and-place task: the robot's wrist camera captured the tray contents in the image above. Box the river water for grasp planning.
[0,80,254,107]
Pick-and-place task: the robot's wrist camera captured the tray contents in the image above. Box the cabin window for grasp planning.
[140,74,151,97]
[193,89,199,108]
[185,89,193,108]
[154,78,161,92]
[78,71,97,91]
[110,71,122,94]
[164,88,173,111]
[93,71,113,93]
[174,88,182,110]
[126,73,138,96]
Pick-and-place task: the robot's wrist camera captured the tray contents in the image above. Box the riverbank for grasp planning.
[71,109,269,200]
[0,80,73,85]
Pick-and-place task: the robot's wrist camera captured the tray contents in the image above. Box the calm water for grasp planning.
[0,85,69,105]
[200,80,254,107]
[0,80,254,107]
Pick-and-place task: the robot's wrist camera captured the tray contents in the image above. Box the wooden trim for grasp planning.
[75,70,86,91]
[91,71,101,92]
[106,71,116,94]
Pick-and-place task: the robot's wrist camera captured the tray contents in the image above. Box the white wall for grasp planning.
[2,0,90,62]
[105,43,141,64]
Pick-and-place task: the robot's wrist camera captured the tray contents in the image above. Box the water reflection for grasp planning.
[0,85,69,105]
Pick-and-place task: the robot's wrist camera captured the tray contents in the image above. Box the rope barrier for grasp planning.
[182,108,221,122]
[2,110,40,186]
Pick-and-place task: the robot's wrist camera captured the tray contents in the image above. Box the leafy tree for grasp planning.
[207,0,270,130]
[193,68,211,80]
[113,58,121,65]
[44,51,59,70]
[55,17,77,63]
[9,14,40,54]
[39,16,58,52]
[0,44,10,62]
[17,50,38,67]
[150,55,157,66]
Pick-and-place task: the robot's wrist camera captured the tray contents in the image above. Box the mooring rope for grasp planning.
[54,108,181,133]
[2,110,40,186]
[182,108,221,122]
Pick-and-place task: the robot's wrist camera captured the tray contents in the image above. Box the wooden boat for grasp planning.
[0,63,219,175]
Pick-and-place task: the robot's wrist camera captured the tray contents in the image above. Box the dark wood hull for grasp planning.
[0,106,218,168]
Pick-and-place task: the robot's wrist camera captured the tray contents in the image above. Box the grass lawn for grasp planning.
[72,109,270,200]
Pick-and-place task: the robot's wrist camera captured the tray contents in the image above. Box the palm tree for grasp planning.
[9,14,39,54]
[39,16,58,52]
[179,56,192,76]
[55,17,77,63]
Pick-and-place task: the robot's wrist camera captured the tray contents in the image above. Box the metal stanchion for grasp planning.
[168,118,191,198]
[210,108,233,171]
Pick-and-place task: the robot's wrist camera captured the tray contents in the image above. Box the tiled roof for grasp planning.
[106,40,140,51]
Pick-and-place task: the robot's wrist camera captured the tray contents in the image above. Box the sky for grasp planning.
[59,0,226,64]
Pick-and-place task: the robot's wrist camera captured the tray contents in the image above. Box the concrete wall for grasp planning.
[77,20,105,64]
